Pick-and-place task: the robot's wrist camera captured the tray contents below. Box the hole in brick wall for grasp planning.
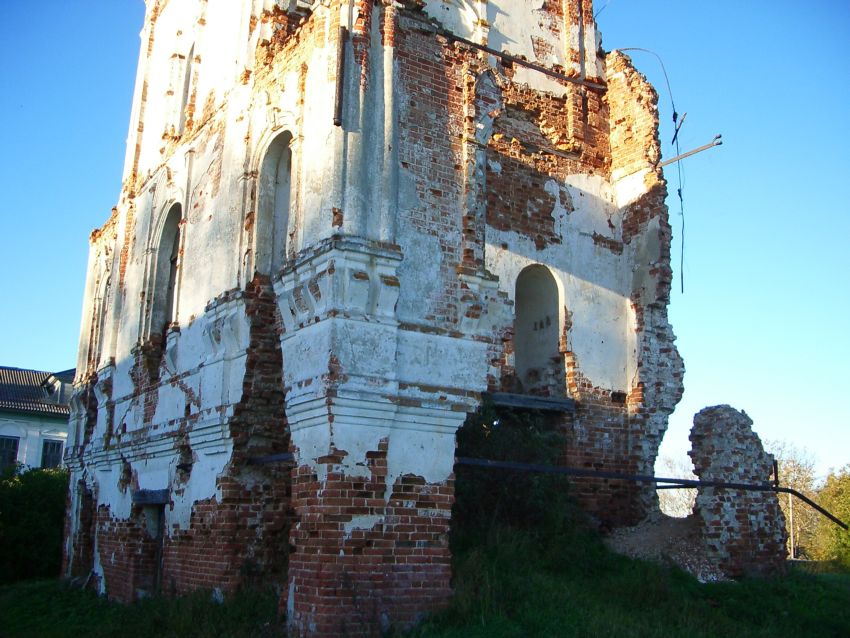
[655,436,696,519]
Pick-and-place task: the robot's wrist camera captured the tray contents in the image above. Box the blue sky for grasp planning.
[0,1,847,478]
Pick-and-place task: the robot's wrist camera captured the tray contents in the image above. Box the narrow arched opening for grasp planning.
[151,203,182,339]
[257,131,293,276]
[178,44,194,134]
[92,274,112,368]
[514,265,562,395]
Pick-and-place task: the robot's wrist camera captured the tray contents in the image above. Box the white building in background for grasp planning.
[0,366,73,471]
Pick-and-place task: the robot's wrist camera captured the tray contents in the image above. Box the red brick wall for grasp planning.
[286,441,453,636]
[96,505,161,601]
[690,406,787,577]
[77,276,292,602]
[391,6,676,531]
[62,479,97,580]
[161,276,292,597]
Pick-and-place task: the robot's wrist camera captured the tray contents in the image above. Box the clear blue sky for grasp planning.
[0,1,847,478]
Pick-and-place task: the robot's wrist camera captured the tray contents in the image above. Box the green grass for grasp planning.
[0,580,285,638]
[3,409,846,638]
[1,538,847,638]
[409,524,850,638]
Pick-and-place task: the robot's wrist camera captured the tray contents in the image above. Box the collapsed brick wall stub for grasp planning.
[66,1,688,634]
[689,405,787,578]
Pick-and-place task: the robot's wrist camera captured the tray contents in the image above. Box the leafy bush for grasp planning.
[0,466,69,584]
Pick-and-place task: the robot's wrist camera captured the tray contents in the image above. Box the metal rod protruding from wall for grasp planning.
[659,134,722,167]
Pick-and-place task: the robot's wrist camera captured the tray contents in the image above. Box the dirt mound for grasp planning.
[605,513,728,583]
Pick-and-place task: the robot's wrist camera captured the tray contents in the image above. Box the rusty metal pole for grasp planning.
[659,134,722,167]
[333,26,348,127]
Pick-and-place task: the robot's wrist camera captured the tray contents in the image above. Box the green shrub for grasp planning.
[451,400,589,556]
[0,466,69,584]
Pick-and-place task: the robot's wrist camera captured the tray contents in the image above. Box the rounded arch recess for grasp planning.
[514,264,565,395]
[254,129,295,277]
[148,202,183,339]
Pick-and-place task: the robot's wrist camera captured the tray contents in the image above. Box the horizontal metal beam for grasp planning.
[487,392,576,413]
[131,489,170,506]
[455,456,848,530]
[247,452,296,466]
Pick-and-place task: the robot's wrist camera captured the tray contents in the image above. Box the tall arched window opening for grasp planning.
[92,274,112,369]
[151,203,183,339]
[164,228,180,324]
[257,131,293,275]
[178,44,194,134]
[514,265,562,395]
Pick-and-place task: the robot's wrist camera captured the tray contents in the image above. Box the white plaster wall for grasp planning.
[486,0,567,95]
[114,301,250,435]
[135,0,203,178]
[422,0,480,40]
[288,397,461,497]
[486,172,638,392]
[94,465,133,520]
[192,1,244,114]
[423,0,591,95]
[396,330,489,392]
[86,411,234,533]
[298,40,339,249]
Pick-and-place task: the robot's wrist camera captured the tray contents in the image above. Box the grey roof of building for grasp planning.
[0,366,75,419]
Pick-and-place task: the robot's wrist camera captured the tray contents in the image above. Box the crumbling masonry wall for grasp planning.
[690,405,787,577]
[64,1,684,635]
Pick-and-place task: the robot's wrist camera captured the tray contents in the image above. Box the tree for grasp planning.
[656,456,696,518]
[810,465,850,568]
[765,440,819,559]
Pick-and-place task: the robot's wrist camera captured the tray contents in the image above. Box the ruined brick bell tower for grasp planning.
[64,1,683,635]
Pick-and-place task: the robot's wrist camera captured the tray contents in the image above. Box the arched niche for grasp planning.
[150,203,183,338]
[514,264,562,395]
[256,130,293,276]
